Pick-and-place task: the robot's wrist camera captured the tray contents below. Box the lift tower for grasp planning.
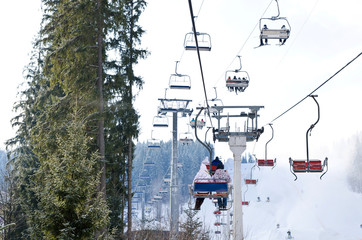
[209,105,264,240]
[158,98,192,240]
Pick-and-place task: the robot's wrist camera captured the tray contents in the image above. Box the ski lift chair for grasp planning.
[190,180,230,198]
[225,56,250,93]
[179,132,194,144]
[159,187,168,194]
[256,124,277,168]
[213,210,221,215]
[169,61,191,89]
[257,159,276,167]
[147,134,161,148]
[258,0,291,47]
[169,74,191,90]
[144,160,155,167]
[245,179,258,185]
[188,180,233,210]
[153,115,169,128]
[184,32,212,51]
[205,87,224,116]
[289,95,328,180]
[190,118,206,129]
[245,160,259,184]
[163,178,171,184]
[177,161,183,168]
[154,195,162,200]
[259,19,290,44]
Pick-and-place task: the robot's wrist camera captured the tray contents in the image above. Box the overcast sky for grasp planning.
[1,0,361,168]
[0,1,41,150]
[134,0,362,162]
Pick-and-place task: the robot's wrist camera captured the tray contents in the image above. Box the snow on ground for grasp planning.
[132,153,362,240]
[193,159,362,240]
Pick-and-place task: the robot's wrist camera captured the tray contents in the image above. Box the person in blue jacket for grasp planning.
[211,156,223,175]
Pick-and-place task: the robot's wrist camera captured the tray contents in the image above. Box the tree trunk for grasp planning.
[127,139,133,239]
[127,2,135,239]
[97,0,106,237]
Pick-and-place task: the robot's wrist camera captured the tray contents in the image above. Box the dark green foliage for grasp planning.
[6,0,148,238]
[4,38,45,239]
[33,111,109,239]
[179,209,209,240]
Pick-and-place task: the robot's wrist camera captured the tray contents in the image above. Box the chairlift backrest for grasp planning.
[153,115,168,127]
[184,32,212,51]
[179,132,193,143]
[147,138,161,148]
[169,74,191,90]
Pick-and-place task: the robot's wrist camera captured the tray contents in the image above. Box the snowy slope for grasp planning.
[192,158,362,240]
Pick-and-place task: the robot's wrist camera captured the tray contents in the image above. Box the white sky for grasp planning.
[134,0,362,162]
[0,1,42,150]
[1,0,362,166]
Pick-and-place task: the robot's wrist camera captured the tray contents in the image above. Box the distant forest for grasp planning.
[132,141,211,205]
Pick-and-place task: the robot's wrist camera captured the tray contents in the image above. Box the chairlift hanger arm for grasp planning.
[272,0,280,19]
[236,55,242,71]
[265,123,274,160]
[174,61,179,75]
[320,158,328,180]
[306,95,320,163]
[194,107,213,173]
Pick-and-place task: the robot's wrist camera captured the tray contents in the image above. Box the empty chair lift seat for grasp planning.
[258,159,275,167]
[309,160,323,172]
[245,179,258,184]
[292,160,323,172]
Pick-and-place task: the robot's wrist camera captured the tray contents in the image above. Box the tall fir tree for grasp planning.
[105,0,147,237]
[33,107,109,239]
[6,0,148,238]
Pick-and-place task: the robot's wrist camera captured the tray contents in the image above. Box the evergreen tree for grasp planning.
[179,209,209,240]
[105,0,148,237]
[6,0,148,238]
[5,36,45,239]
[33,108,109,239]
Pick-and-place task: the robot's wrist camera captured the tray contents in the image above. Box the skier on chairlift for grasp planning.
[193,159,213,210]
[213,162,231,210]
[211,157,223,175]
[260,24,268,45]
[279,25,289,45]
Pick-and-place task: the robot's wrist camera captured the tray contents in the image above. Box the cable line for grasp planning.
[188,0,213,126]
[178,0,206,64]
[213,0,274,87]
[269,51,362,124]
[195,0,205,18]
